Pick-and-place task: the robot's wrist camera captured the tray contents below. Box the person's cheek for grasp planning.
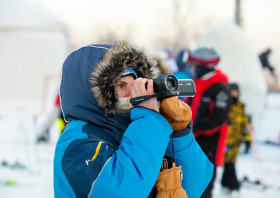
[117,90,124,98]
[125,86,132,98]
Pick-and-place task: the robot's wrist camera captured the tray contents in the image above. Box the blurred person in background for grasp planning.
[259,48,280,91]
[175,49,194,80]
[37,90,66,142]
[53,41,213,198]
[259,48,275,76]
[221,83,249,194]
[165,47,178,73]
[184,47,231,198]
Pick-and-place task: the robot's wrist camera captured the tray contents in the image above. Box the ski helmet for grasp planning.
[176,49,191,71]
[189,47,220,67]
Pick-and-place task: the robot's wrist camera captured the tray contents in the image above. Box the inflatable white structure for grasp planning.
[198,22,267,133]
[0,0,68,103]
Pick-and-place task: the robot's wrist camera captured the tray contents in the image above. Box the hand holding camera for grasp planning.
[129,73,195,131]
[128,78,159,113]
[130,73,196,106]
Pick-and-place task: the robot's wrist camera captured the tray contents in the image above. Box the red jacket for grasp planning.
[184,70,230,166]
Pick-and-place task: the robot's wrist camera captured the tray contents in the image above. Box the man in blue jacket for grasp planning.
[54,41,213,198]
[175,49,193,80]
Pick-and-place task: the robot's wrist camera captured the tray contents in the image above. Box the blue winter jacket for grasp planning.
[53,45,213,198]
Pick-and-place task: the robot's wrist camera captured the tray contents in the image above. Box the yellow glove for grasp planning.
[160,96,192,131]
[155,162,188,198]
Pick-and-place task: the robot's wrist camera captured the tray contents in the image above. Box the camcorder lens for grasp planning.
[167,79,176,91]
[131,73,196,106]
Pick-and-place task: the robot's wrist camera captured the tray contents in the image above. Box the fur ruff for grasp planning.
[90,41,157,113]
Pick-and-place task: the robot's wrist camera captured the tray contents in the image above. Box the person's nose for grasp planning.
[124,86,131,98]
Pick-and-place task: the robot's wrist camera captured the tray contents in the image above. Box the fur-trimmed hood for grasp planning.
[60,44,130,142]
[91,41,157,113]
[60,42,157,142]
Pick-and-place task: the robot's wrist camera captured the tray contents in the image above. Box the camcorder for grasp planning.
[130,73,196,106]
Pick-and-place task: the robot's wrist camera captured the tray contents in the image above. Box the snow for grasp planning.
[213,145,280,198]
[1,94,280,198]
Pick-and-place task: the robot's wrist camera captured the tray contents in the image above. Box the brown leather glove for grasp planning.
[160,96,192,131]
[155,162,188,198]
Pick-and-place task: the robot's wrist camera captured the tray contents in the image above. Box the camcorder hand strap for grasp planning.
[130,93,158,106]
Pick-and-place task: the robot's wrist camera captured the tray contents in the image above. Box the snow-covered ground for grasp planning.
[213,144,280,198]
[1,94,280,198]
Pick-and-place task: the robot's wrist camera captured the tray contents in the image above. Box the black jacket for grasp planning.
[189,83,231,132]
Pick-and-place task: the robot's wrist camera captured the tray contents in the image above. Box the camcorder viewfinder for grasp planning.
[130,73,196,106]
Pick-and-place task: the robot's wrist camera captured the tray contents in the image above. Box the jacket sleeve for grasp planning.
[61,107,173,198]
[165,122,214,198]
[194,84,231,132]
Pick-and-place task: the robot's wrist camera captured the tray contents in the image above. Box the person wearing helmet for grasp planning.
[53,41,213,198]
[175,49,193,79]
[184,47,231,198]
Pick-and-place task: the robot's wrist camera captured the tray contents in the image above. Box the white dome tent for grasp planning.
[197,22,267,134]
[0,0,68,104]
